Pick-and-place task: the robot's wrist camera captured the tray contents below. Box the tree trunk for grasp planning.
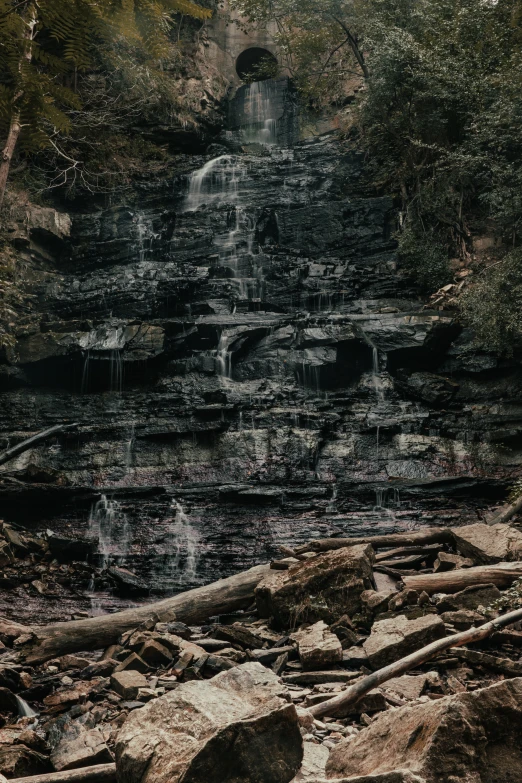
[0,2,37,210]
[18,563,270,664]
[309,606,522,718]
[0,113,22,208]
[0,423,78,467]
[11,763,116,783]
[402,562,522,595]
[295,527,452,555]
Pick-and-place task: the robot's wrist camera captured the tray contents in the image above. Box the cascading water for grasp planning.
[88,494,131,567]
[241,80,279,145]
[160,500,200,588]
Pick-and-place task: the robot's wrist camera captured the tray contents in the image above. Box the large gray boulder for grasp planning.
[326,678,522,782]
[256,545,375,629]
[116,662,302,783]
[452,522,522,564]
[363,614,445,669]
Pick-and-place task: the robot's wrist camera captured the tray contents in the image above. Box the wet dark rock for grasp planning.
[47,533,95,562]
[107,567,150,596]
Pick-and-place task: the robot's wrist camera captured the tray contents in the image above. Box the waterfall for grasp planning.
[241,80,279,145]
[215,330,234,380]
[15,695,38,718]
[88,494,131,567]
[186,155,244,210]
[162,500,200,587]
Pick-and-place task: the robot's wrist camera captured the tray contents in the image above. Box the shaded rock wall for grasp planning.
[1,88,521,611]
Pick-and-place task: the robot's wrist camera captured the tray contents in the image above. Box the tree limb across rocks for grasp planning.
[14,563,270,664]
[10,763,116,783]
[0,424,79,467]
[309,606,522,718]
[402,562,522,594]
[295,527,452,555]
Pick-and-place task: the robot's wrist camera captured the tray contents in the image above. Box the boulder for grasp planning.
[363,614,445,669]
[435,583,501,612]
[255,545,375,629]
[291,742,329,782]
[361,590,393,615]
[0,745,50,778]
[452,522,522,564]
[111,670,148,700]
[115,662,303,783]
[382,674,427,701]
[326,678,522,783]
[291,622,342,671]
[50,724,113,772]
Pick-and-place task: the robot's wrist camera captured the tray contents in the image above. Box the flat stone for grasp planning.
[116,662,303,783]
[256,545,374,629]
[0,745,50,779]
[433,552,473,572]
[440,610,485,630]
[291,622,343,671]
[50,725,113,772]
[283,671,359,686]
[383,674,428,700]
[305,771,426,782]
[361,590,393,615]
[452,522,522,564]
[111,670,148,700]
[435,583,501,612]
[326,678,522,782]
[342,646,369,668]
[363,614,446,669]
[331,689,387,719]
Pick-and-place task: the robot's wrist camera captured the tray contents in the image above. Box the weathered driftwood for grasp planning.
[309,606,522,718]
[402,562,522,595]
[16,563,270,664]
[294,527,452,555]
[374,544,442,563]
[10,764,116,783]
[485,494,522,526]
[0,423,78,467]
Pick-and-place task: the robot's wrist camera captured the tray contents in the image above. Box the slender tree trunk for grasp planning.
[0,2,36,209]
[0,113,22,208]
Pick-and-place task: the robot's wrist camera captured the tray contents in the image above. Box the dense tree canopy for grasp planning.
[233,0,522,352]
[0,0,212,204]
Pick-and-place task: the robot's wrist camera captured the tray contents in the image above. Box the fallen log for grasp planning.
[10,764,116,783]
[15,563,270,664]
[374,544,442,562]
[294,527,452,555]
[485,494,522,526]
[402,562,522,595]
[0,424,79,467]
[309,606,522,718]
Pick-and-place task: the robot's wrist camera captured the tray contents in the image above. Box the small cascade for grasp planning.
[109,350,123,394]
[327,484,338,513]
[161,500,200,587]
[15,695,38,718]
[88,494,131,567]
[360,329,385,403]
[186,155,244,211]
[216,332,233,380]
[241,80,279,145]
[136,213,159,263]
[124,424,136,474]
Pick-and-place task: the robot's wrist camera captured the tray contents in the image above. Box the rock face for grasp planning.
[1,76,521,621]
[256,545,375,628]
[326,678,522,783]
[453,523,522,564]
[115,662,303,783]
[291,622,343,670]
[363,614,446,669]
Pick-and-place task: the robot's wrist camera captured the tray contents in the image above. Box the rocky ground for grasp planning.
[1,518,522,781]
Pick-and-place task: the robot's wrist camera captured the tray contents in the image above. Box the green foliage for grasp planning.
[0,0,212,161]
[460,249,522,354]
[398,224,451,294]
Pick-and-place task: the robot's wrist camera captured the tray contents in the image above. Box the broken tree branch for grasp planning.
[309,606,522,718]
[485,494,522,526]
[15,563,271,664]
[0,424,79,467]
[402,562,522,594]
[295,528,452,555]
[10,763,116,783]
